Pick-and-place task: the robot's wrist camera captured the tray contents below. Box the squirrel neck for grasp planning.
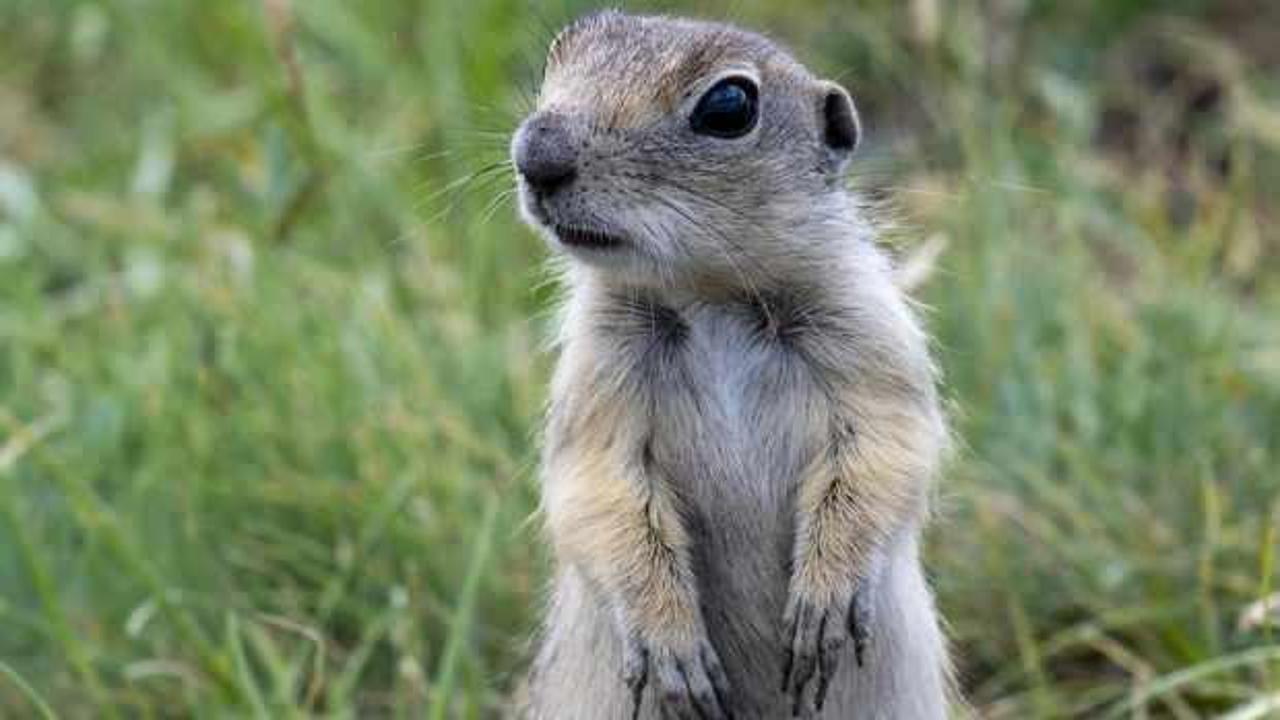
[569,222,887,314]
[569,195,884,309]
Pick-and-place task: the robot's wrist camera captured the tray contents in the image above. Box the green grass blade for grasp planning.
[0,658,59,720]
[427,496,499,720]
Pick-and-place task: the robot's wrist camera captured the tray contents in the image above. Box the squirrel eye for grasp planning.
[690,77,758,139]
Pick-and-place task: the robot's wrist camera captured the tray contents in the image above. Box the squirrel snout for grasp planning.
[515,114,579,195]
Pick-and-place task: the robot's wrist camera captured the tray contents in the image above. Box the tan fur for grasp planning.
[542,343,704,650]
[791,397,941,604]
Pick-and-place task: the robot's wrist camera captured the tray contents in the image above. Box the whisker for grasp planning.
[478,187,517,226]
[415,160,510,208]
[360,142,442,161]
[415,162,513,225]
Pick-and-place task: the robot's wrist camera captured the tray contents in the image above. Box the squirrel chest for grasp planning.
[578,291,829,543]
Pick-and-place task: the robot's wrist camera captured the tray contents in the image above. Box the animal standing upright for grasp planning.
[512,11,953,719]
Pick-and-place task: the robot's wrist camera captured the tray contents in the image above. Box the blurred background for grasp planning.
[2,0,1279,717]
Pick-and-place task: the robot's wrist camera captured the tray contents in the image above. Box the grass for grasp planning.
[1,0,1278,717]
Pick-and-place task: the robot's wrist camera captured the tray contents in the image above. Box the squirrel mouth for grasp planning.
[554,224,625,250]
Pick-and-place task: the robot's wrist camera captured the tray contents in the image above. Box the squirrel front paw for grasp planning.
[623,631,734,720]
[780,580,874,717]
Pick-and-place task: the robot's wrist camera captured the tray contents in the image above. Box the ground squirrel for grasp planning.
[512,11,953,719]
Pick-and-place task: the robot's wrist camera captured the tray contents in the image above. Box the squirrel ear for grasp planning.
[818,81,861,155]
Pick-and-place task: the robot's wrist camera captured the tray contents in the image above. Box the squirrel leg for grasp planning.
[545,433,733,720]
[781,399,939,716]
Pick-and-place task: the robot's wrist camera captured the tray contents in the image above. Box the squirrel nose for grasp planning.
[515,114,578,194]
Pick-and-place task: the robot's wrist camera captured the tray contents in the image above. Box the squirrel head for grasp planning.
[513,11,863,291]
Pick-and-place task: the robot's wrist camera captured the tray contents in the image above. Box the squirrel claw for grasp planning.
[781,587,873,716]
[849,588,873,668]
[623,636,650,720]
[623,634,733,720]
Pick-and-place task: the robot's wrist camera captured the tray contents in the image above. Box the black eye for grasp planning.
[690,77,758,139]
